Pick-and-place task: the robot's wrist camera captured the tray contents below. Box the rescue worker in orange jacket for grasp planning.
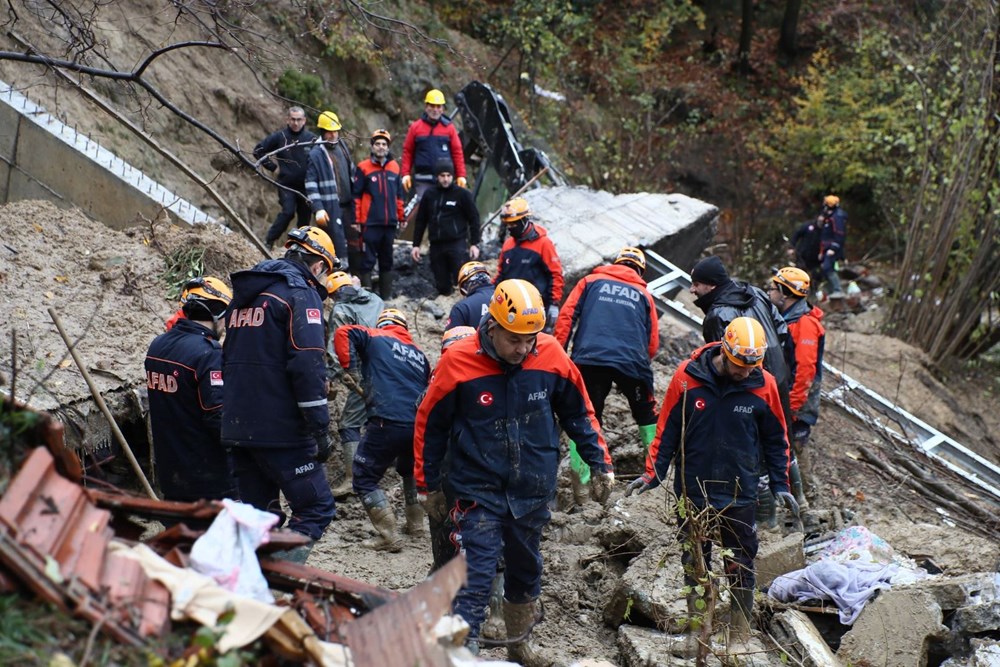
[353,129,405,299]
[494,198,564,333]
[414,279,613,662]
[768,267,826,508]
[554,247,659,505]
[334,308,430,552]
[626,317,797,639]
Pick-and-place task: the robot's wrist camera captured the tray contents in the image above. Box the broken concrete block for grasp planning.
[617,625,720,667]
[967,638,1000,666]
[603,535,689,631]
[954,601,1000,634]
[770,610,843,667]
[909,573,998,611]
[837,588,948,667]
[756,532,805,589]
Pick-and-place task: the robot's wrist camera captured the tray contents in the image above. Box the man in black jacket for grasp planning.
[411,158,481,295]
[254,107,317,247]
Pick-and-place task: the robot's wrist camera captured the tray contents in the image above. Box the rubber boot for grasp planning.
[402,477,426,536]
[480,571,506,640]
[361,490,403,552]
[347,249,364,278]
[330,440,358,498]
[504,600,555,667]
[359,271,373,290]
[378,270,394,300]
[270,539,315,564]
[789,456,809,510]
[756,487,778,531]
[638,423,657,450]
[729,587,754,642]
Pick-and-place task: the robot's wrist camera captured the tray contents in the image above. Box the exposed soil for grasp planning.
[2,199,999,664]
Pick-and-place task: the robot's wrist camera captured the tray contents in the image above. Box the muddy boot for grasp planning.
[330,441,358,498]
[402,477,426,536]
[359,271,373,290]
[789,457,809,510]
[481,571,506,640]
[270,540,315,564]
[361,490,402,552]
[504,600,556,667]
[378,270,394,300]
[729,587,754,642]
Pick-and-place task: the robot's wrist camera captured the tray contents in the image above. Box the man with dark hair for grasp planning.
[222,226,339,562]
[145,276,235,502]
[254,107,317,248]
[353,129,405,298]
[411,158,481,296]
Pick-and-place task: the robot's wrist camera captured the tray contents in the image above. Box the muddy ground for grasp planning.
[2,199,998,664]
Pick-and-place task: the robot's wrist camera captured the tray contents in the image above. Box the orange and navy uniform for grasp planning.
[333,323,429,424]
[494,223,564,310]
[164,307,185,331]
[554,263,659,386]
[414,329,612,517]
[642,342,791,509]
[353,156,405,228]
[400,113,466,180]
[783,299,825,424]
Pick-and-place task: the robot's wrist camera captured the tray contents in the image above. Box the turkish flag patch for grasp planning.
[306,308,322,324]
[209,370,223,386]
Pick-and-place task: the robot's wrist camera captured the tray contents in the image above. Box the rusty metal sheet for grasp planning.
[291,589,357,642]
[261,558,398,606]
[341,554,467,667]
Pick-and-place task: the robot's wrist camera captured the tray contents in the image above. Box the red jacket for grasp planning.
[495,223,564,309]
[400,114,466,179]
[783,300,825,417]
[353,157,405,226]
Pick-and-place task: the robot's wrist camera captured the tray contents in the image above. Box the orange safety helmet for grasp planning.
[370,128,392,145]
[772,267,810,297]
[614,246,647,274]
[441,326,477,350]
[326,271,353,294]
[180,276,232,306]
[285,226,338,272]
[721,317,767,368]
[489,279,545,334]
[824,195,840,208]
[376,308,408,329]
[499,198,531,224]
[456,261,490,295]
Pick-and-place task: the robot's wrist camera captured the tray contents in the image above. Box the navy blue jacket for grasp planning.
[644,343,791,509]
[333,324,430,423]
[253,126,317,187]
[412,183,481,245]
[554,264,659,387]
[445,282,493,330]
[145,318,235,501]
[415,324,613,518]
[222,259,330,448]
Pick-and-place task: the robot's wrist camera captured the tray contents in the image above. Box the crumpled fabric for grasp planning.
[189,499,280,603]
[767,525,930,624]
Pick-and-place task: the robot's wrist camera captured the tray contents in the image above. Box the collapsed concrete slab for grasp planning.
[914,573,998,611]
[603,533,688,631]
[488,186,718,286]
[770,610,843,667]
[756,532,806,589]
[617,624,782,666]
[837,588,949,667]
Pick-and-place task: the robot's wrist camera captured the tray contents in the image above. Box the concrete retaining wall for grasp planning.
[0,79,211,230]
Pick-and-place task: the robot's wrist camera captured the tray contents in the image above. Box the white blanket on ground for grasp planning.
[767,560,898,624]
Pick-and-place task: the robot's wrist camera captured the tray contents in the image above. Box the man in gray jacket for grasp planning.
[326,271,384,497]
[305,111,355,270]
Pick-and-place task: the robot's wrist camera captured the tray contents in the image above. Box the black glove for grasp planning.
[314,432,332,463]
[625,475,653,497]
[775,491,800,516]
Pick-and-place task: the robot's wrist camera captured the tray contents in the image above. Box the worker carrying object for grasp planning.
[415,279,613,660]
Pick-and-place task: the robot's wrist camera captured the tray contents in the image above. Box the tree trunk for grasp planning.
[736,0,754,74]
[778,0,803,58]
